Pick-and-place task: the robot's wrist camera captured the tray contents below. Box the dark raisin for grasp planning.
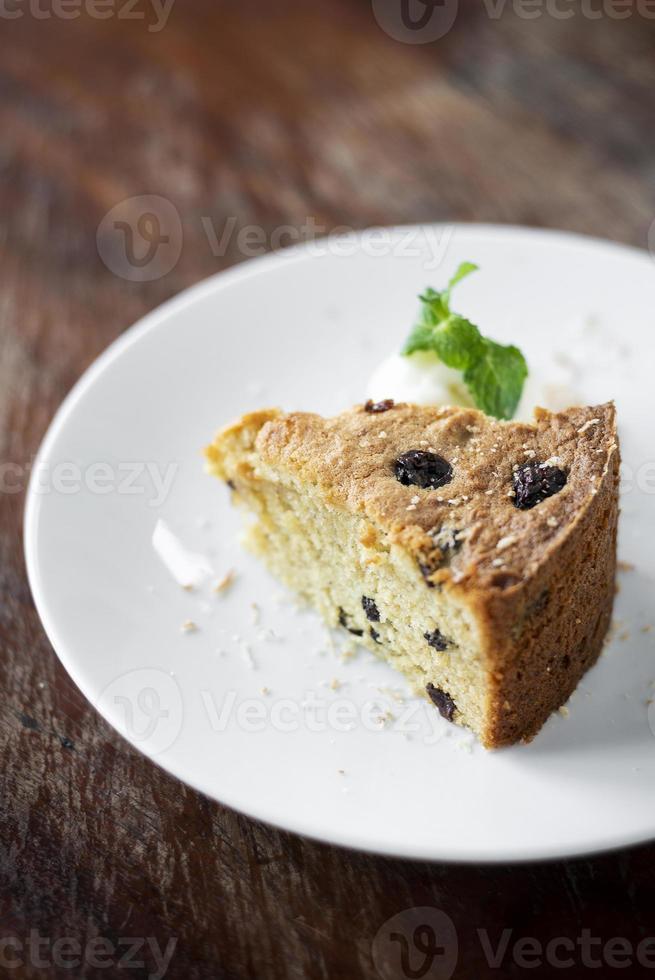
[365,398,395,413]
[424,628,449,651]
[394,450,453,490]
[370,627,381,644]
[338,607,363,636]
[419,562,437,587]
[426,683,456,721]
[59,735,75,750]
[361,596,380,622]
[513,462,567,510]
[226,479,236,490]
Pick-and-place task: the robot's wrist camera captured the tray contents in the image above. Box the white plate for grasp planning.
[25,225,655,863]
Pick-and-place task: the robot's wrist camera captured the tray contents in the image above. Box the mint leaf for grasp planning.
[431,315,484,371]
[402,320,438,355]
[401,262,528,419]
[417,287,448,325]
[463,340,528,420]
[403,268,480,355]
[442,261,478,306]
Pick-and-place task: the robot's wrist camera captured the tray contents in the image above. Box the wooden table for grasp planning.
[1,3,654,977]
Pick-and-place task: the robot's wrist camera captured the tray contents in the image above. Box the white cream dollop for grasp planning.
[366,350,580,422]
[366,350,475,410]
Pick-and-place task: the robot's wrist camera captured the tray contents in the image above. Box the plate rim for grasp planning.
[23,222,655,863]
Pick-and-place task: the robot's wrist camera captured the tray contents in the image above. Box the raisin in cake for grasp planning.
[206,400,619,748]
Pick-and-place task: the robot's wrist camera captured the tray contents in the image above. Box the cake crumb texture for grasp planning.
[206,401,620,747]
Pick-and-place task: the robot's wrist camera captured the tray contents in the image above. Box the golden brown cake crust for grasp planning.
[207,401,620,747]
[246,401,617,588]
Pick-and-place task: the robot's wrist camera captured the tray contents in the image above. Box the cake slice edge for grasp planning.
[205,402,620,748]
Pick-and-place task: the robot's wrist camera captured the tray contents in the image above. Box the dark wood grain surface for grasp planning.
[2,2,655,977]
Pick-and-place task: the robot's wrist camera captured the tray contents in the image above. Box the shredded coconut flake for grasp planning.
[578,418,600,434]
[213,569,236,594]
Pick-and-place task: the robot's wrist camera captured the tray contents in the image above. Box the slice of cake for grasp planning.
[206,400,619,747]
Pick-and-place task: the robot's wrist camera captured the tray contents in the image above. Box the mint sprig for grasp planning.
[401,263,528,420]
